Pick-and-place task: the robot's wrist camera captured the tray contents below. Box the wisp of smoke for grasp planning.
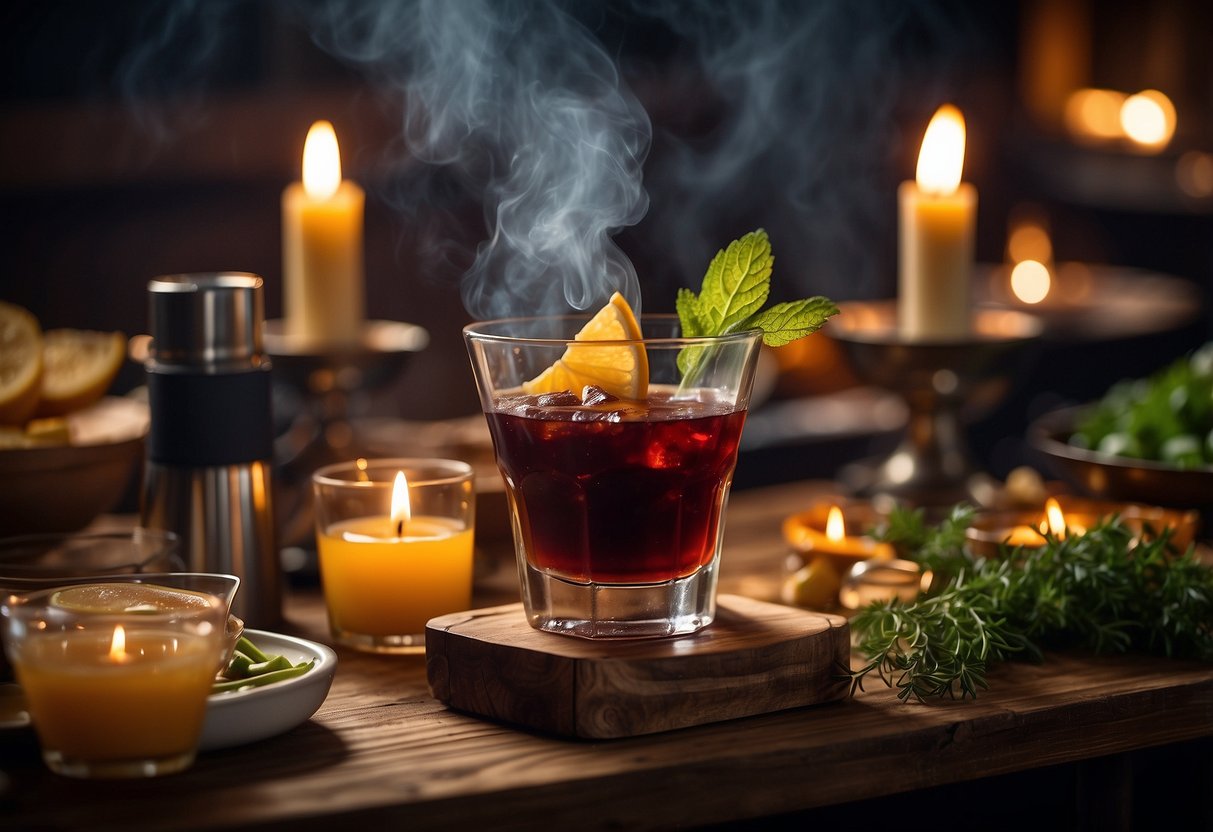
[103,0,979,318]
[631,0,976,303]
[304,0,652,319]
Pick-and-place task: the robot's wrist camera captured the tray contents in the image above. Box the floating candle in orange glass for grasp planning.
[314,459,475,654]
[1,584,228,779]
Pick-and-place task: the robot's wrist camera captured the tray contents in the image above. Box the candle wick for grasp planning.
[396,519,404,537]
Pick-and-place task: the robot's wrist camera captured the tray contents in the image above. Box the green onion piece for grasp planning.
[236,635,271,664]
[211,660,314,694]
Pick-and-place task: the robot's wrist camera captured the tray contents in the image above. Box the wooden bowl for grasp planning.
[0,397,148,536]
[1029,405,1213,511]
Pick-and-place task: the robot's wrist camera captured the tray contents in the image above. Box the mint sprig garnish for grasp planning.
[676,229,838,375]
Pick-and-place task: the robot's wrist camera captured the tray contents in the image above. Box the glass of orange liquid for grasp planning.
[1,579,232,778]
[312,458,475,653]
[464,300,762,639]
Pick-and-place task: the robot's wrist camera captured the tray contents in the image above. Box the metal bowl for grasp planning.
[1029,405,1213,509]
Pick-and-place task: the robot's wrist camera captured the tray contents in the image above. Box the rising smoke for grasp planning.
[302,0,651,319]
[89,0,981,318]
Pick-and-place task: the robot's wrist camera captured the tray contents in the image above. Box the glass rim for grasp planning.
[2,572,237,621]
[312,457,475,488]
[462,313,762,348]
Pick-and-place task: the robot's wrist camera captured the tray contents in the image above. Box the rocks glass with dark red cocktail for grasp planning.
[465,314,762,638]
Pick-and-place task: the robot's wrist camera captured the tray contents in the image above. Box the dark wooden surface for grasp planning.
[3,480,1213,831]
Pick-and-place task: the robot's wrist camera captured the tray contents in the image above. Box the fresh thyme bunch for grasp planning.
[848,506,1213,702]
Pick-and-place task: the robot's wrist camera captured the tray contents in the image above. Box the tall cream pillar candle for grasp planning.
[282,120,365,348]
[898,104,975,340]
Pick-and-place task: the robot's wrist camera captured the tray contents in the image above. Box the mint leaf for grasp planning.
[675,287,706,337]
[675,228,838,382]
[698,229,773,334]
[741,297,839,347]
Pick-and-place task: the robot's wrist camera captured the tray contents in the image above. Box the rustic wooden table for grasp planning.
[3,481,1212,831]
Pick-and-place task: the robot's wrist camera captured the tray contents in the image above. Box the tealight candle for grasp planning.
[313,459,475,653]
[783,502,895,575]
[1000,497,1085,548]
[966,496,1199,557]
[899,104,976,340]
[282,119,365,348]
[0,582,228,779]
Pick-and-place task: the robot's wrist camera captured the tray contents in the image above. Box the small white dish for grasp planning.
[0,629,336,750]
[200,629,337,751]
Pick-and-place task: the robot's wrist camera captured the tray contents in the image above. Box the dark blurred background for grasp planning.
[1,0,1210,491]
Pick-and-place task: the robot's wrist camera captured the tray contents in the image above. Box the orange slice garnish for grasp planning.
[521,292,649,400]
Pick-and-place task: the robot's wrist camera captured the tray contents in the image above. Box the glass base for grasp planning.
[43,748,197,779]
[520,559,719,639]
[330,626,426,654]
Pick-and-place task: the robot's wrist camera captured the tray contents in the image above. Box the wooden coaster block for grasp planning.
[426,594,850,739]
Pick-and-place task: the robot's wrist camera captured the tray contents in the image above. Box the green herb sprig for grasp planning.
[212,635,314,694]
[676,229,837,377]
[849,507,1213,702]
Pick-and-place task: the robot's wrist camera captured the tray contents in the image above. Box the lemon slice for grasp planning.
[521,292,649,400]
[0,301,44,425]
[37,329,126,417]
[50,583,216,614]
[24,416,70,444]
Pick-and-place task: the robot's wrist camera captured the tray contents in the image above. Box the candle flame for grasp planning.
[302,120,342,200]
[109,624,127,662]
[391,471,411,536]
[915,104,966,196]
[1044,498,1067,536]
[825,505,846,542]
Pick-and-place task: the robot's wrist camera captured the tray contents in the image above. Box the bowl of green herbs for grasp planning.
[1030,342,1213,508]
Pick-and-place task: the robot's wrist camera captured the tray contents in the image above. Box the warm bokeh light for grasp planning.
[1006,220,1053,265]
[1064,88,1127,140]
[915,104,966,196]
[1064,87,1177,152]
[1176,151,1213,198]
[825,505,846,542]
[302,120,342,200]
[1010,260,1052,305]
[1120,89,1176,150]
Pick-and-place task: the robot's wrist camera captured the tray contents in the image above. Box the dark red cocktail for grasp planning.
[485,386,746,584]
[465,314,762,637]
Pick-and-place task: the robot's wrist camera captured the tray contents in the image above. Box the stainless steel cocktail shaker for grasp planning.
[139,273,281,627]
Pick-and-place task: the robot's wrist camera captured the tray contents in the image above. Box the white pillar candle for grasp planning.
[282,120,365,348]
[898,104,976,341]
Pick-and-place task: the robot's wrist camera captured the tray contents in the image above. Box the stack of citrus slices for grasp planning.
[520,291,649,400]
[0,300,126,446]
